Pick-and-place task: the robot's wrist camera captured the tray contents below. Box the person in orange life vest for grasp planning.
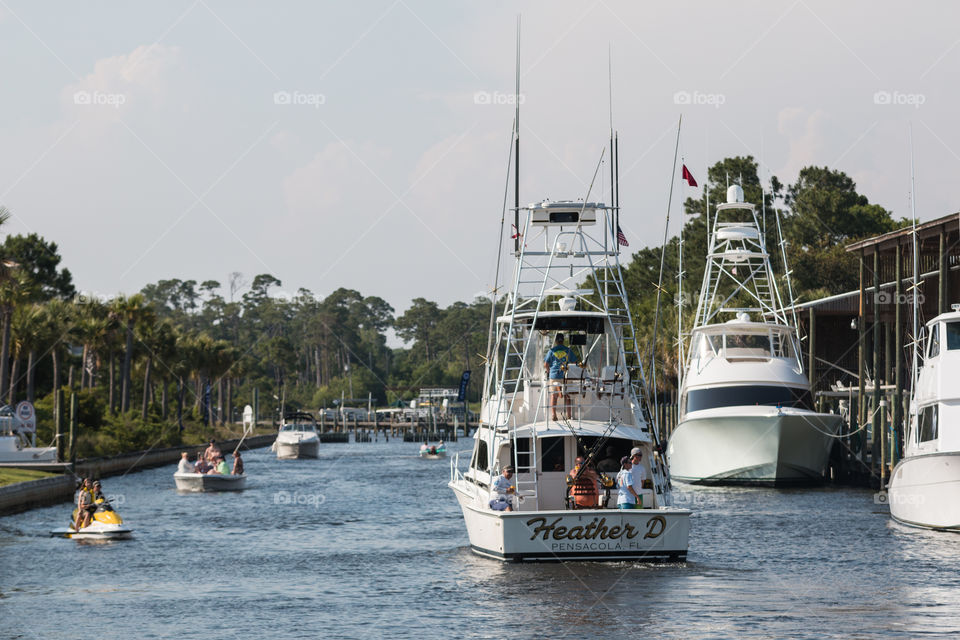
[568,456,600,509]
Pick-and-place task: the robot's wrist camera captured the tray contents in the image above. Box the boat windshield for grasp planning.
[692,328,796,361]
[281,423,315,432]
[724,333,771,357]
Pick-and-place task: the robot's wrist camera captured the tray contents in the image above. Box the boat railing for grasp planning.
[450,451,463,484]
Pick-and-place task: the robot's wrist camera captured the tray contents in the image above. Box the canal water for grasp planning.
[2,440,959,639]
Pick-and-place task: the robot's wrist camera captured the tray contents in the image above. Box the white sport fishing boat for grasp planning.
[449,195,691,562]
[888,309,960,529]
[668,185,841,485]
[272,412,320,459]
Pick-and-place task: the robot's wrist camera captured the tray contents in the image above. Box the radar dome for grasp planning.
[726,184,744,204]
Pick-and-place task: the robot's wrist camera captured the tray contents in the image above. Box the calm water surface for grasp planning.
[2,440,960,639]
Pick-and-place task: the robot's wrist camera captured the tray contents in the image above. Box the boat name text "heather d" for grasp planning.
[525,516,666,541]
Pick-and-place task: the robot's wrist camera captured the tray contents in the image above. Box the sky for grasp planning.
[1,1,958,318]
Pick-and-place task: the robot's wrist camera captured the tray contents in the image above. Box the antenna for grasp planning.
[513,15,521,255]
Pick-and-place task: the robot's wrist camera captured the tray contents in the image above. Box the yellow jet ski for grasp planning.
[51,498,133,540]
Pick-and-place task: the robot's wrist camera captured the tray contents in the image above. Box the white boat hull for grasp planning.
[275,439,319,459]
[51,523,133,540]
[419,451,447,459]
[888,453,960,530]
[669,408,841,485]
[451,481,689,562]
[174,472,247,492]
[0,436,56,463]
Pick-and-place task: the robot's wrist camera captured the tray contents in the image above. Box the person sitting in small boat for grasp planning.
[194,452,211,474]
[74,478,96,532]
[489,466,516,511]
[616,457,641,509]
[232,451,244,475]
[177,451,194,474]
[429,445,437,454]
[207,455,229,475]
[568,456,600,509]
[420,443,428,452]
[204,439,221,461]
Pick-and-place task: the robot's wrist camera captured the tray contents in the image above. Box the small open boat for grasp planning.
[419,442,447,459]
[174,472,246,492]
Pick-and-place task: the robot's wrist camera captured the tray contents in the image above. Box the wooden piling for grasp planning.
[894,243,903,465]
[872,250,881,479]
[68,392,78,464]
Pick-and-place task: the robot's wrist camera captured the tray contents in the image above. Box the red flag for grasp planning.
[682,164,698,187]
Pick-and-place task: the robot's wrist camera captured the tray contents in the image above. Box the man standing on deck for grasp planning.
[629,448,648,507]
[544,333,574,421]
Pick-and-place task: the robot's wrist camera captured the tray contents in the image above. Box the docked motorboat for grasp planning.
[51,499,132,540]
[174,471,246,492]
[667,186,841,486]
[449,195,691,562]
[0,402,56,464]
[888,309,960,529]
[419,442,447,459]
[272,412,320,459]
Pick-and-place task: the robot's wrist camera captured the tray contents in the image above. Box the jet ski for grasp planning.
[51,498,133,540]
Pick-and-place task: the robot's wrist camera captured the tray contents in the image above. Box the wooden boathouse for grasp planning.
[785,212,960,487]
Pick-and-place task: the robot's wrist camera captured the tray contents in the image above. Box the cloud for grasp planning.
[61,44,182,120]
[776,107,831,180]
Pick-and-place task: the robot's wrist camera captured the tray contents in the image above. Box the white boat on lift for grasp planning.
[888,309,960,529]
[449,199,690,562]
[0,402,56,464]
[668,185,841,485]
[272,412,320,459]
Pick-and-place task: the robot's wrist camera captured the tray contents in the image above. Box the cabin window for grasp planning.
[947,323,960,351]
[686,385,813,412]
[540,437,565,472]
[514,437,532,470]
[918,405,939,442]
[471,438,490,472]
[771,332,794,358]
[723,333,772,357]
[928,324,940,359]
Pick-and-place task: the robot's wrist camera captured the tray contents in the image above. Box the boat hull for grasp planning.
[668,409,841,486]
[174,472,247,492]
[51,523,133,540]
[275,439,319,459]
[451,481,689,562]
[888,452,960,530]
[419,452,446,459]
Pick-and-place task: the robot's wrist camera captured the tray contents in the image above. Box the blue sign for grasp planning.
[457,370,471,402]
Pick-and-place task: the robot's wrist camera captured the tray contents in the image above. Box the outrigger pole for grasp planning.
[649,116,682,421]
[513,15,521,255]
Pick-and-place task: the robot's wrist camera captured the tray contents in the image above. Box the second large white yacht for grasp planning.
[668,185,841,485]
[888,309,960,529]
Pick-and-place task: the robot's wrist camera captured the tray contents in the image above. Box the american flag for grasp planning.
[616,224,629,247]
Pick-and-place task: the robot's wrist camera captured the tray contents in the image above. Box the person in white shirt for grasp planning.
[489,466,516,511]
[616,457,640,509]
[629,447,648,507]
[177,451,195,474]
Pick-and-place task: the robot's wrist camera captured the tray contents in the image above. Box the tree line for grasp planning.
[0,157,905,454]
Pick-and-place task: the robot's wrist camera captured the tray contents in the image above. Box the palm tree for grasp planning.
[112,293,148,413]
